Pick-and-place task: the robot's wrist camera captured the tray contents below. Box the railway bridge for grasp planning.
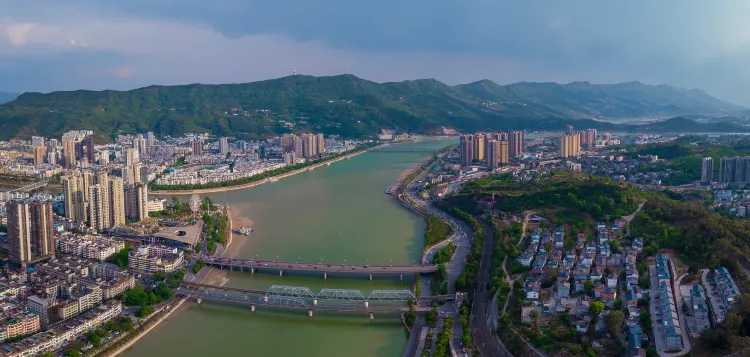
[178,282,453,318]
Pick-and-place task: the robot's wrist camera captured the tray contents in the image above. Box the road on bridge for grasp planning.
[202,257,438,275]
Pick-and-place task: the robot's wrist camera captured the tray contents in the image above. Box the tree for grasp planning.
[590,301,605,319]
[64,350,81,357]
[584,279,594,292]
[136,305,153,317]
[605,310,625,337]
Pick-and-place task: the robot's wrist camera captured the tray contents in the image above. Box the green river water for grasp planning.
[119,139,454,357]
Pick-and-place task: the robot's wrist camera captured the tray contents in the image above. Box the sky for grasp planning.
[2,1,750,105]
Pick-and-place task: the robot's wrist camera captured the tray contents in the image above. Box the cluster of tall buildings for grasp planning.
[61,169,147,232]
[559,127,597,158]
[559,133,581,158]
[280,133,325,157]
[459,131,523,168]
[718,156,750,184]
[4,200,55,268]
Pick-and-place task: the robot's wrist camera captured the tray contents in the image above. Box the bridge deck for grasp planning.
[180,282,454,301]
[204,258,437,274]
[178,289,433,312]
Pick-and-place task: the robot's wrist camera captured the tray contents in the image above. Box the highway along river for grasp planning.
[122,139,455,357]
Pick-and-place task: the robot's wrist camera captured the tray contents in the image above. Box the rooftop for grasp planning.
[152,222,202,246]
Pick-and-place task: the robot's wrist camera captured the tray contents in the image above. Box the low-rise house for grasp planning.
[602,288,618,306]
[690,285,711,334]
[557,282,571,298]
[516,252,533,266]
[715,267,740,309]
[607,273,618,289]
[594,283,605,298]
[628,325,644,357]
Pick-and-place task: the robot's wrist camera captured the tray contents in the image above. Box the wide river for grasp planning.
[120,139,454,357]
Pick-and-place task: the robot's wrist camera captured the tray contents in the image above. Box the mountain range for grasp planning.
[0,75,745,141]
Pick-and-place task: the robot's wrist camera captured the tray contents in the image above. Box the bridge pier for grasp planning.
[364,301,369,308]
[251,267,255,274]
[400,273,403,281]
[369,312,374,320]
[196,297,202,304]
[308,309,314,317]
[323,272,327,279]
[279,270,284,276]
[251,305,255,312]
[369,274,372,281]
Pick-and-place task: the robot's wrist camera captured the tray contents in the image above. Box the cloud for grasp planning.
[2,1,750,106]
[113,66,134,78]
[0,19,88,48]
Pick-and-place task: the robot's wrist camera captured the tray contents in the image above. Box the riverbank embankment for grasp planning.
[151,145,384,195]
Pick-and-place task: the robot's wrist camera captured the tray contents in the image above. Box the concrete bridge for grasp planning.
[8,180,48,193]
[371,148,440,153]
[202,257,438,280]
[178,282,448,318]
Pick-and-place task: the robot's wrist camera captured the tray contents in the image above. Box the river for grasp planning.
[120,139,454,357]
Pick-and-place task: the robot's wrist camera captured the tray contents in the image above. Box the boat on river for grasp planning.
[234,226,252,235]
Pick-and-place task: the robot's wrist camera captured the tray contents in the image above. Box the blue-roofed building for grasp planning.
[715,267,741,309]
[656,254,671,282]
[658,281,683,351]
[690,284,711,333]
[628,324,643,356]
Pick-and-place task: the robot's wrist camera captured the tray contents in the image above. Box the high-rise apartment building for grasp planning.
[580,129,597,148]
[89,184,111,231]
[109,177,126,227]
[62,173,86,222]
[316,133,325,154]
[47,152,57,166]
[486,140,501,169]
[33,146,46,165]
[123,164,142,185]
[460,135,475,167]
[301,134,316,157]
[559,133,581,158]
[146,132,156,147]
[85,135,95,164]
[701,157,714,185]
[565,125,575,136]
[281,134,302,154]
[133,134,147,156]
[125,183,149,222]
[509,131,524,158]
[5,200,31,267]
[62,138,77,168]
[29,200,55,259]
[31,136,45,147]
[498,140,509,165]
[219,137,229,154]
[125,148,139,166]
[719,157,750,184]
[192,140,203,156]
[473,134,486,161]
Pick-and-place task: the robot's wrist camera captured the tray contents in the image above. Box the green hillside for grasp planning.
[0,75,744,141]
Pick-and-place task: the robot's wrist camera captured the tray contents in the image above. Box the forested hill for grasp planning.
[0,74,745,141]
